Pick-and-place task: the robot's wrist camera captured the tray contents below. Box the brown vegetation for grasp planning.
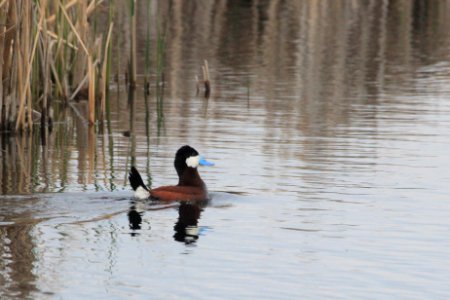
[0,0,112,132]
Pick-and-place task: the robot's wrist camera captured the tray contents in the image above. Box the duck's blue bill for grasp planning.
[199,156,214,166]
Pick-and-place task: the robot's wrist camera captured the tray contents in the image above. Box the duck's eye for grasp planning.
[186,155,200,168]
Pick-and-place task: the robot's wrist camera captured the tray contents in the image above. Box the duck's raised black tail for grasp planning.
[128,167,148,191]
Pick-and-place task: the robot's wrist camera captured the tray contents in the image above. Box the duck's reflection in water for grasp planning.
[127,199,208,242]
[128,206,142,229]
[174,201,206,244]
[128,203,144,236]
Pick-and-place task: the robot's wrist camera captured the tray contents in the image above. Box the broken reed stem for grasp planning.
[204,60,210,81]
[202,60,211,98]
[202,66,206,82]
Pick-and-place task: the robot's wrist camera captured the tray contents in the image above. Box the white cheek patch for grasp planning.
[135,186,150,199]
[186,225,199,236]
[186,155,200,168]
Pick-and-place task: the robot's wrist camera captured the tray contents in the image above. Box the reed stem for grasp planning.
[129,0,137,88]
[0,1,116,133]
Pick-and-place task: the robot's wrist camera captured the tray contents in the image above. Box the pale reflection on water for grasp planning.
[1,1,450,299]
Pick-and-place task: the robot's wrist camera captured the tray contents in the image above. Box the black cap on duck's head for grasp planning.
[174,145,200,176]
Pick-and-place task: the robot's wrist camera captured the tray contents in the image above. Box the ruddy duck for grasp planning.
[129,145,213,201]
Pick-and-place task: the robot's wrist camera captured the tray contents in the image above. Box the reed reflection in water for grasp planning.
[0,1,450,299]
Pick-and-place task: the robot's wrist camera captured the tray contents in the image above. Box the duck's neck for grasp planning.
[178,168,205,187]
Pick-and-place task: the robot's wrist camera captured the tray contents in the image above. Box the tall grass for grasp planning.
[0,0,113,133]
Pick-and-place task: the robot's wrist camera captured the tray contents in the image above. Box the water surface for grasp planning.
[1,1,450,299]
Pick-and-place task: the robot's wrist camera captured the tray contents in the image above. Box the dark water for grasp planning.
[2,1,450,299]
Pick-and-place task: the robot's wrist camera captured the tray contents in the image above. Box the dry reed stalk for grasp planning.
[200,60,211,98]
[3,0,16,129]
[15,0,45,131]
[25,1,33,130]
[57,1,89,55]
[46,0,104,25]
[72,1,88,88]
[69,73,89,101]
[48,41,64,96]
[0,0,115,132]
[52,21,66,99]
[43,29,78,50]
[2,0,15,82]
[46,0,78,24]
[86,0,104,18]
[100,22,113,122]
[40,0,50,129]
[15,2,27,131]
[0,2,8,127]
